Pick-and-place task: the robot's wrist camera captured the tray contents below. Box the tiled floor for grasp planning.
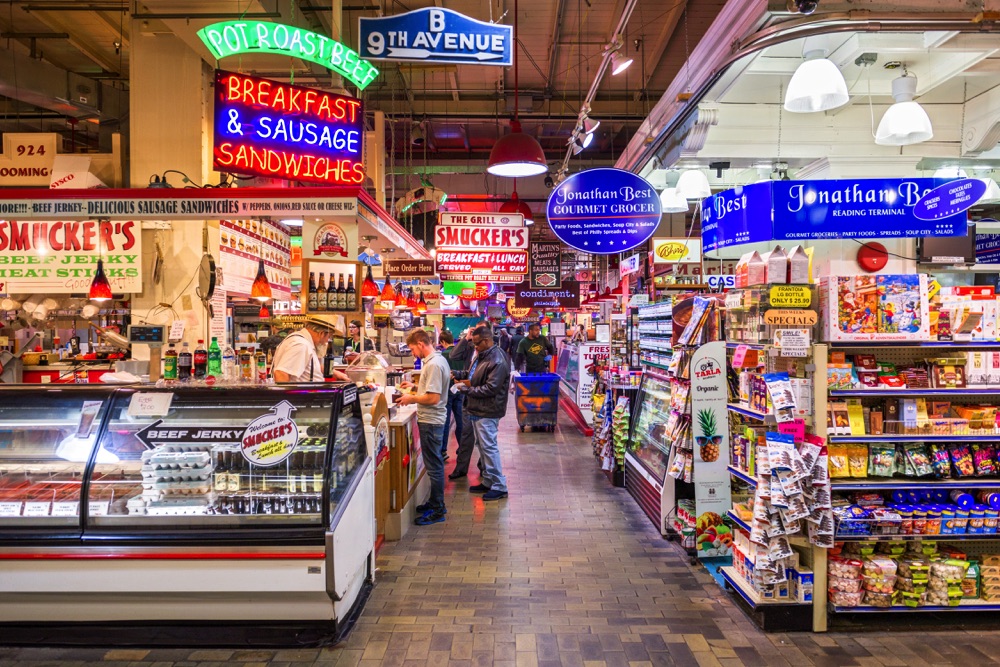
[5,405,1000,666]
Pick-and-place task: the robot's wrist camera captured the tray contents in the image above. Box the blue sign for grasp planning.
[976,233,1000,265]
[359,8,513,66]
[702,178,974,253]
[546,168,661,254]
[913,178,988,221]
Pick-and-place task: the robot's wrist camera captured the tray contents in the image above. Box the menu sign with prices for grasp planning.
[220,219,292,301]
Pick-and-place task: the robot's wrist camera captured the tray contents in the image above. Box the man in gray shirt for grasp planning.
[397,328,451,525]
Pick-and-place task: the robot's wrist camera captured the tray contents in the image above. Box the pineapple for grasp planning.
[697,408,720,462]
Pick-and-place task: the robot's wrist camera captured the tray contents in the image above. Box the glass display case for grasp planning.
[626,372,673,480]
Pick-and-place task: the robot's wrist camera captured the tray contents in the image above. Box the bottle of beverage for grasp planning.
[208,337,222,377]
[307,272,318,312]
[240,346,254,382]
[193,339,208,378]
[178,342,193,380]
[163,343,178,380]
[337,274,347,310]
[255,347,267,383]
[222,344,237,383]
[346,274,356,310]
[317,273,328,312]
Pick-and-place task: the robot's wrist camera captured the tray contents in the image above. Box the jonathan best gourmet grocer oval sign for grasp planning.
[546,168,661,254]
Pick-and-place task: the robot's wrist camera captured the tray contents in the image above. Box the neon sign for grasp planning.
[213,70,365,186]
[197,21,379,91]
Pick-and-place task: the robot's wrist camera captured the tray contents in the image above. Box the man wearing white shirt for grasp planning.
[272,320,350,383]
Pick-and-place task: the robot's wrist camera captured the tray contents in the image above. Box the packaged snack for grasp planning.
[868,444,895,477]
[848,444,869,478]
[828,555,864,579]
[863,590,893,607]
[895,590,924,607]
[928,443,951,478]
[949,443,975,477]
[972,442,998,476]
[834,506,872,536]
[923,505,942,535]
[828,444,850,478]
[904,443,934,477]
[829,589,864,607]
[862,556,897,578]
[877,540,907,556]
[863,575,896,594]
[828,576,863,593]
[894,576,928,593]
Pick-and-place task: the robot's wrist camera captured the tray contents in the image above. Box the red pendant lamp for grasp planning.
[487,0,548,178]
[406,288,418,309]
[499,180,534,225]
[250,257,272,302]
[379,270,396,306]
[394,281,408,308]
[88,258,113,302]
[416,291,428,314]
[361,264,380,298]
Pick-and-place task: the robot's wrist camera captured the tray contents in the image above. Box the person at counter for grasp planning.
[514,323,555,374]
[343,320,375,362]
[396,328,451,526]
[568,324,588,344]
[272,320,351,383]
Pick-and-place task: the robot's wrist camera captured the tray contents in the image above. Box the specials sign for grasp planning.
[0,219,141,294]
[213,70,365,186]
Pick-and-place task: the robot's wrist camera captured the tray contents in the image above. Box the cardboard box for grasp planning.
[819,274,930,343]
[787,245,810,285]
[761,246,788,285]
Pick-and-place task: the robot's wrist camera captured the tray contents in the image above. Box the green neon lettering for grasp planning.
[196,20,379,90]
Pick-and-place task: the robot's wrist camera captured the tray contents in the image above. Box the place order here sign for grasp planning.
[434,212,527,284]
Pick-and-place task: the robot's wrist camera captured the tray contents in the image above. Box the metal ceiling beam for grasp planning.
[641,1,686,92]
[544,0,567,92]
[92,10,130,46]
[131,12,281,20]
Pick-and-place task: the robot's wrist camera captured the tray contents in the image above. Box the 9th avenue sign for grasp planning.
[359,8,513,66]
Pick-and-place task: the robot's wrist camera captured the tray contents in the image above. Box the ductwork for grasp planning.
[0,51,127,122]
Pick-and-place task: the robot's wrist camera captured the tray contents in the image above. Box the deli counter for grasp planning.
[0,383,375,645]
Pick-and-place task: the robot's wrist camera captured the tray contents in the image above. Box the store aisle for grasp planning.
[5,406,1000,666]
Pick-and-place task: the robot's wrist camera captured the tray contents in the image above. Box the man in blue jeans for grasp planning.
[452,325,511,501]
[397,328,451,525]
[439,329,471,461]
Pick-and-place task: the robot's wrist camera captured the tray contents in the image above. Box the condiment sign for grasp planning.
[764,309,818,326]
[0,219,141,294]
[213,71,365,186]
[435,250,527,284]
[384,259,436,277]
[433,224,528,250]
[769,285,812,308]
[530,241,561,288]
[512,280,580,310]
[241,401,300,467]
[547,168,661,254]
[359,8,513,66]
[197,22,379,90]
[652,238,701,264]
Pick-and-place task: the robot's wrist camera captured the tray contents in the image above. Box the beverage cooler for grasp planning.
[0,383,375,646]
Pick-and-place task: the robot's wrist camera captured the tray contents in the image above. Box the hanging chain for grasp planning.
[777,83,783,164]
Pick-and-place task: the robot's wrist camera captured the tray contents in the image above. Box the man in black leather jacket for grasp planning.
[452,325,511,500]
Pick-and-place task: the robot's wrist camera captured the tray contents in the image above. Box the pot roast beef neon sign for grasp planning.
[197,21,379,91]
[213,70,365,186]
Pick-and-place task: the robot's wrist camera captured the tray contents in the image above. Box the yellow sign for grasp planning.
[769,285,812,308]
[764,309,818,326]
[651,238,701,264]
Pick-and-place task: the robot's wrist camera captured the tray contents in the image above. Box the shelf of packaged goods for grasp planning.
[830,388,1000,397]
[830,478,1000,491]
[728,466,758,488]
[832,601,1000,612]
[725,342,769,351]
[720,566,804,608]
[829,341,1000,349]
[727,510,752,534]
[642,361,672,372]
[727,404,774,421]
[829,435,1000,443]
[835,532,1000,542]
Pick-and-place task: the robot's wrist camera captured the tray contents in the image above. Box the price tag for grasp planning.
[168,320,185,342]
[88,502,110,516]
[774,329,810,349]
[769,285,812,308]
[23,501,51,517]
[732,345,748,368]
[128,392,174,418]
[0,501,23,516]
[52,501,79,516]
[777,419,806,443]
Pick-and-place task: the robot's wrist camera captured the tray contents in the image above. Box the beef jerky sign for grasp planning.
[530,242,562,288]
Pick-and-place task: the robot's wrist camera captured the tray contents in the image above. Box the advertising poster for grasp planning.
[690,341,732,558]
[530,241,562,288]
[219,219,291,301]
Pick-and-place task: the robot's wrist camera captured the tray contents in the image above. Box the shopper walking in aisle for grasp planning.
[498,327,512,356]
[515,322,555,374]
[510,326,525,356]
[439,329,471,461]
[272,320,351,382]
[453,324,511,501]
[450,327,486,480]
[396,328,452,525]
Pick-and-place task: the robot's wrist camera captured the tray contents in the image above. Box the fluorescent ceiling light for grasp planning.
[675,169,712,200]
[876,74,933,146]
[784,48,849,113]
[281,218,304,227]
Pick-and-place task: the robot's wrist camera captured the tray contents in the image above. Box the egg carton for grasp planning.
[140,480,212,495]
[141,464,213,482]
[125,496,148,515]
[145,498,211,516]
[151,443,216,453]
[140,451,211,469]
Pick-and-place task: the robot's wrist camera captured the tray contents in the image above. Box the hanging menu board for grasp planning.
[219,219,291,301]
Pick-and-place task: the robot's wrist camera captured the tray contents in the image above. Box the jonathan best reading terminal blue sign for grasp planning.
[359,8,513,66]
[702,178,979,254]
[546,168,661,254]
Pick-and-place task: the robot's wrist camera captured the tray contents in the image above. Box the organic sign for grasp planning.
[769,285,811,308]
[359,8,513,66]
[197,22,379,90]
[530,241,561,288]
[0,219,141,294]
[512,280,580,310]
[547,168,661,253]
[241,401,300,467]
[213,71,365,186]
[690,341,732,559]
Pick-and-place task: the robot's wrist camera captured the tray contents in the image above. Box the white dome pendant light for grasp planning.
[784,47,850,113]
[675,169,712,200]
[876,73,933,146]
[660,188,689,213]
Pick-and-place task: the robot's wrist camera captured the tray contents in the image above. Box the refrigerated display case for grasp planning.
[0,383,375,646]
[625,371,673,531]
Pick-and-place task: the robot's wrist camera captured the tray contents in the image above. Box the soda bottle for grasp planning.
[208,337,222,377]
[163,343,178,380]
[178,342,193,380]
[194,339,208,378]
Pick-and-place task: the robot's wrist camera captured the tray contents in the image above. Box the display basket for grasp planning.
[513,373,560,432]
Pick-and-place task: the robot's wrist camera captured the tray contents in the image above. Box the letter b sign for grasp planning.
[429,9,445,32]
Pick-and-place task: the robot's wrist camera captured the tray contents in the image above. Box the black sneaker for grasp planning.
[483,489,508,501]
[469,483,490,493]
[416,502,446,514]
[415,509,446,525]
